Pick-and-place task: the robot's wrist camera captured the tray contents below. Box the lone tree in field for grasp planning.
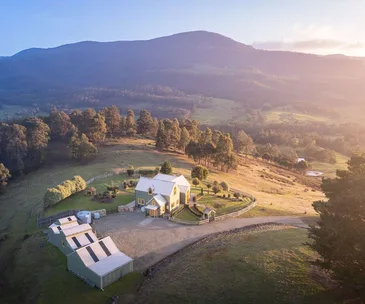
[160,161,172,175]
[207,183,212,194]
[212,184,221,195]
[191,165,209,181]
[308,154,365,294]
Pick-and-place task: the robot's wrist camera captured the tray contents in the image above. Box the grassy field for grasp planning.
[309,152,349,178]
[198,194,252,215]
[265,110,329,123]
[44,174,135,216]
[191,98,244,124]
[136,226,338,304]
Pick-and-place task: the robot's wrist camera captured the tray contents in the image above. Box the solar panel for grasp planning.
[72,236,81,248]
[99,240,111,256]
[57,226,62,231]
[68,217,72,221]
[85,233,94,243]
[86,246,99,262]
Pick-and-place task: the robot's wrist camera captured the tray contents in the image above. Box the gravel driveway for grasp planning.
[93,211,307,271]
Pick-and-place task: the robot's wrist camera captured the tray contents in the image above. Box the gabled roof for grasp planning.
[75,236,133,276]
[135,177,175,196]
[150,194,167,207]
[57,215,77,226]
[49,221,79,234]
[66,230,98,250]
[153,174,190,192]
[62,223,93,237]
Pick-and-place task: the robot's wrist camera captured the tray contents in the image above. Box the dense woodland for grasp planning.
[1,102,364,191]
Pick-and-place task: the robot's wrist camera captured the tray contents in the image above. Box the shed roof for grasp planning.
[75,236,132,276]
[57,215,77,225]
[135,177,175,196]
[203,208,216,214]
[49,221,79,234]
[62,223,92,237]
[145,205,158,211]
[66,231,98,250]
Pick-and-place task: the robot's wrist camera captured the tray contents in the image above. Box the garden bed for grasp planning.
[44,174,136,216]
[198,195,253,216]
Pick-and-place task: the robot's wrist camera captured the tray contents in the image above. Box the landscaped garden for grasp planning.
[198,194,252,215]
[44,174,136,216]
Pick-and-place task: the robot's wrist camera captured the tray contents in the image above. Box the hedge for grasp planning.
[44,176,87,208]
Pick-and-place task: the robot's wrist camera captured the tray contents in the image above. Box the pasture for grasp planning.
[135,226,338,304]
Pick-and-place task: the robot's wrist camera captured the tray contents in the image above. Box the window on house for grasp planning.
[173,187,177,195]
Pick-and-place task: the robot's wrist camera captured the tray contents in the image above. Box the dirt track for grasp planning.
[94,211,307,271]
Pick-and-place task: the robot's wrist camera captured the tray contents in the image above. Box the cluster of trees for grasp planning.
[44,176,87,208]
[309,154,365,296]
[156,120,242,173]
[0,118,50,176]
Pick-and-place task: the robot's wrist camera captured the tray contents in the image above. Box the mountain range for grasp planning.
[0,31,364,109]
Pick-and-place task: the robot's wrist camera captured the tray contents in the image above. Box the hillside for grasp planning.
[0,31,364,111]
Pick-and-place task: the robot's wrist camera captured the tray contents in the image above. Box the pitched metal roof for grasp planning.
[135,177,175,196]
[75,236,132,276]
[57,215,77,225]
[49,221,79,234]
[66,231,98,250]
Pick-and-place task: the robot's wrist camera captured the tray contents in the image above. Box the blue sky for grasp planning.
[1,0,364,56]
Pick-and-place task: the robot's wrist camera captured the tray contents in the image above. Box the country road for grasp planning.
[94,212,310,271]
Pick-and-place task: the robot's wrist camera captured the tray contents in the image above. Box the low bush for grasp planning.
[234,192,240,199]
[192,178,200,186]
[222,194,226,198]
[220,181,229,191]
[228,193,231,198]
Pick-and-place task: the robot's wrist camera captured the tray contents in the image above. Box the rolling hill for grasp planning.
[0,31,364,109]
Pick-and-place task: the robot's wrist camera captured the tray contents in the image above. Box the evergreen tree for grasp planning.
[156,121,167,150]
[151,118,159,137]
[235,130,256,155]
[119,116,127,135]
[178,127,190,152]
[23,117,50,169]
[48,110,73,140]
[136,109,153,135]
[69,133,98,162]
[160,161,173,174]
[309,154,365,293]
[101,105,121,137]
[126,109,136,136]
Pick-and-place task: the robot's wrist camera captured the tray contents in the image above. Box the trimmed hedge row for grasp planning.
[44,176,87,208]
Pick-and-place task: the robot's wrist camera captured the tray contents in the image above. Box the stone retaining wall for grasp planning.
[90,209,107,217]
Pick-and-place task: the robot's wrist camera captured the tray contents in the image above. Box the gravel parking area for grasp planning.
[93,211,307,271]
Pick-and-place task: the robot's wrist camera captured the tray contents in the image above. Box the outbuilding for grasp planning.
[67,236,133,289]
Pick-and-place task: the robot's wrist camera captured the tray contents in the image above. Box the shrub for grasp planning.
[213,180,219,186]
[220,181,229,191]
[192,178,200,186]
[228,193,231,198]
[222,194,226,198]
[154,167,160,175]
[212,185,221,195]
[191,165,209,181]
[72,176,87,192]
[160,161,172,174]
[234,192,240,199]
[201,187,204,195]
[127,165,135,176]
[44,188,64,208]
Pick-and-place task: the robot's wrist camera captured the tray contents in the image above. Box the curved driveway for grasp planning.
[94,212,308,272]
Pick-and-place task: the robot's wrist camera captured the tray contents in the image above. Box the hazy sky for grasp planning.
[1,0,364,56]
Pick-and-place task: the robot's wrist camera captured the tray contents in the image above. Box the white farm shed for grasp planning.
[67,236,133,289]
[48,217,97,255]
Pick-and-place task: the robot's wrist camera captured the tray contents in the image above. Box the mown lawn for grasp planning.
[136,227,338,304]
[198,194,252,215]
[174,208,200,222]
[44,174,136,216]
